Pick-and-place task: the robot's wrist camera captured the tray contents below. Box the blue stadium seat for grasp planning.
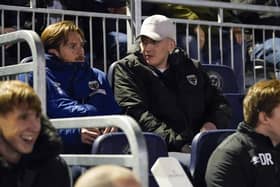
[107,60,119,88]
[189,129,236,187]
[202,64,244,128]
[202,64,239,93]
[91,132,168,187]
[224,93,244,129]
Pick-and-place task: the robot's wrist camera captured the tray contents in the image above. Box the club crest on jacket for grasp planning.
[88,80,100,90]
[88,80,106,96]
[186,74,198,86]
[207,71,223,91]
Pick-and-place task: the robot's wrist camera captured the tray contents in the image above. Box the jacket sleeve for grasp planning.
[46,76,101,154]
[205,145,249,187]
[86,68,121,115]
[36,156,71,187]
[114,61,189,151]
[202,70,232,129]
[170,48,232,130]
[18,73,98,117]
[46,78,102,118]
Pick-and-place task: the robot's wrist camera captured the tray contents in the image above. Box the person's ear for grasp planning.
[258,111,270,125]
[168,39,176,53]
[48,48,59,57]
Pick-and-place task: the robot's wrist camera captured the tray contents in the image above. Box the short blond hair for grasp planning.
[243,79,280,127]
[0,80,41,115]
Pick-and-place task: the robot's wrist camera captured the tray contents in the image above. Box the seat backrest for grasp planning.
[107,61,119,88]
[20,56,33,64]
[92,132,168,187]
[189,129,236,187]
[223,93,244,129]
[202,64,239,93]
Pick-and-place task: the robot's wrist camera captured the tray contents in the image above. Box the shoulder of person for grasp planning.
[115,52,142,68]
[170,48,201,69]
[190,58,200,69]
[91,67,106,76]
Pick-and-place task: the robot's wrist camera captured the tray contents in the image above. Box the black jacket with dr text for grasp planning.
[113,48,231,151]
[206,122,280,187]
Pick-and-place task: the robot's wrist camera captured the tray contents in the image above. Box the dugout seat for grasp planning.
[91,132,168,187]
[202,64,239,93]
[107,60,119,88]
[189,129,236,187]
[223,93,244,129]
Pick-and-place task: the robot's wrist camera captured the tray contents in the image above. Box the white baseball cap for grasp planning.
[138,15,176,42]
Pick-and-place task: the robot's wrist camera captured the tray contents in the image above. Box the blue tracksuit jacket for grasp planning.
[23,54,121,153]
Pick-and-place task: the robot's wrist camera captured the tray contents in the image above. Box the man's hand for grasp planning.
[1,27,17,49]
[81,128,101,144]
[200,122,217,132]
[0,27,16,34]
[107,7,126,14]
[233,27,243,45]
[102,127,118,134]
[194,26,206,49]
[181,144,192,153]
[81,127,118,144]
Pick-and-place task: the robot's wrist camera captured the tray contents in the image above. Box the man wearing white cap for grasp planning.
[113,15,232,152]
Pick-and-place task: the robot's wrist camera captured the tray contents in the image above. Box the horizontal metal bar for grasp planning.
[61,154,134,167]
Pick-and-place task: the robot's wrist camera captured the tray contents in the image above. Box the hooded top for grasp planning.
[45,54,120,153]
[22,54,120,153]
[0,116,70,187]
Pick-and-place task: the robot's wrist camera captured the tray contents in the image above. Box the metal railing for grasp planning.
[0,30,149,186]
[0,30,46,112]
[1,1,280,92]
[1,2,280,186]
[0,4,132,72]
[140,0,280,92]
[51,115,149,187]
